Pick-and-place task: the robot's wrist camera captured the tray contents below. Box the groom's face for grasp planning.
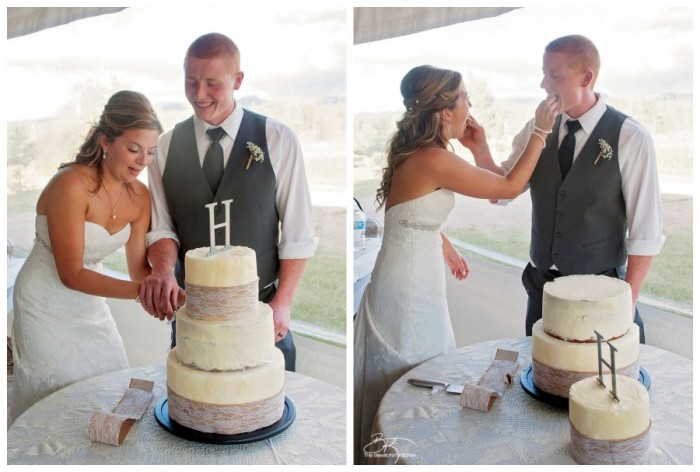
[540,51,588,116]
[185,55,244,126]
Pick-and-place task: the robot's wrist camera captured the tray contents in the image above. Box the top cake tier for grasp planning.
[185,246,257,287]
[543,275,632,342]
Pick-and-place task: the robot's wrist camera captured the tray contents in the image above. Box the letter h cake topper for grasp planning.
[594,330,620,401]
[205,199,233,256]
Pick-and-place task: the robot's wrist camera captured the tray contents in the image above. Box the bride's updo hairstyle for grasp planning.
[376,65,462,209]
[61,90,163,192]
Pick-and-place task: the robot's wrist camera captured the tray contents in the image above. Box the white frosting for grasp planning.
[167,348,285,405]
[569,375,650,440]
[532,319,639,372]
[184,246,257,287]
[543,275,632,341]
[176,302,274,371]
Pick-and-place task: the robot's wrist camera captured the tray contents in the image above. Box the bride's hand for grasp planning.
[458,115,486,151]
[534,95,560,132]
[441,235,469,281]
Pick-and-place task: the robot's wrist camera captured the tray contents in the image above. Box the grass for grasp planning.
[355,178,693,312]
[8,188,347,336]
[101,247,346,334]
[292,247,346,335]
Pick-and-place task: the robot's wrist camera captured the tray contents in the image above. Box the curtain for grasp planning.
[354,7,517,45]
[7,7,126,39]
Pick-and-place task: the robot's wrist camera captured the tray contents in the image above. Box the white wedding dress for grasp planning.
[10,215,130,424]
[354,189,457,463]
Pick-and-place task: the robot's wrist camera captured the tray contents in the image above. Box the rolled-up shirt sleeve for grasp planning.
[619,119,666,256]
[145,130,180,249]
[267,119,318,259]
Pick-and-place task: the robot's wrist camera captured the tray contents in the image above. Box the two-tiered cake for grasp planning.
[531,275,640,397]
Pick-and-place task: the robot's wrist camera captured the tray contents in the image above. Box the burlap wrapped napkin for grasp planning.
[89,378,155,446]
[460,349,519,412]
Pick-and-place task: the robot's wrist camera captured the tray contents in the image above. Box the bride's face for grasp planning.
[445,81,471,139]
[102,129,159,183]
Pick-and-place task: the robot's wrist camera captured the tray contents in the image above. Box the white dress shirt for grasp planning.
[146,104,317,260]
[501,94,665,257]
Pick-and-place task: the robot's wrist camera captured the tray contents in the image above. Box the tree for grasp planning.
[7,122,38,194]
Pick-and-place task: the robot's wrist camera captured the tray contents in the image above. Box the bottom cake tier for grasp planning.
[166,348,285,434]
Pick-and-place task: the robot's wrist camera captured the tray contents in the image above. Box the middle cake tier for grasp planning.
[167,347,285,405]
[176,302,274,371]
[532,319,640,373]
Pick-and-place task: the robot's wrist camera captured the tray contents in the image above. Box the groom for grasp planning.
[464,34,664,342]
[139,32,317,371]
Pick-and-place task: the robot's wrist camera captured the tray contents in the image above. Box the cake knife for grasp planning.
[407,378,464,394]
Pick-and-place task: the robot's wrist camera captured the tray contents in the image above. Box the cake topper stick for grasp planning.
[205,199,233,256]
[594,330,620,401]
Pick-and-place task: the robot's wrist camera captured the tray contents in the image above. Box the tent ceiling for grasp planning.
[7,7,126,39]
[354,7,517,45]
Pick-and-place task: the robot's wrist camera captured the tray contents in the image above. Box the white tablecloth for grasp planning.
[370,337,692,465]
[8,366,346,465]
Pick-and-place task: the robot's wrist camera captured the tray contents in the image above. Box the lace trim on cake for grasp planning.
[167,387,285,435]
[398,218,440,231]
[532,358,639,398]
[35,234,103,266]
[570,421,651,465]
[185,280,258,320]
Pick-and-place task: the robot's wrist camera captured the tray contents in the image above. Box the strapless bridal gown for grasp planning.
[354,189,457,463]
[10,215,130,424]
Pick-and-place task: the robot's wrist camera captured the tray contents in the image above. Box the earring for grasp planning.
[103,149,107,159]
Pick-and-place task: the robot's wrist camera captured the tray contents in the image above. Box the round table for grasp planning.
[370,337,692,465]
[8,366,346,464]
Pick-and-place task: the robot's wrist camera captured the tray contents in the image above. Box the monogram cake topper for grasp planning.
[205,199,233,255]
[595,330,620,401]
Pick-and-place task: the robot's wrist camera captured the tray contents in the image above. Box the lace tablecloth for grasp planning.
[370,337,692,465]
[8,366,346,464]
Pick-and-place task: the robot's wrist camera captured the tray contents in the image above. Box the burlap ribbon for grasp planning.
[460,349,519,412]
[167,387,285,435]
[532,358,640,398]
[185,280,258,320]
[88,378,155,446]
[570,420,651,464]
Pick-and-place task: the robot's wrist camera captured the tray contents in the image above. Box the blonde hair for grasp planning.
[376,65,462,209]
[61,90,162,193]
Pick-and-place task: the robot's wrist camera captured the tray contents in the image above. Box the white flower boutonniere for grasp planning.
[245,142,265,170]
[593,139,613,165]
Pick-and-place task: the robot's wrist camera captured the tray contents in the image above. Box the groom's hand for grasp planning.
[269,296,291,343]
[139,272,180,321]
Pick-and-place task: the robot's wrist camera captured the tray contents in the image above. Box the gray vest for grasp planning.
[530,106,627,275]
[162,109,279,290]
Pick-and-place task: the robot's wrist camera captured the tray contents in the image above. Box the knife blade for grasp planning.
[408,378,464,394]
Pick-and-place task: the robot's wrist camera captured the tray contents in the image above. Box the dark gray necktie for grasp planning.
[202,127,227,194]
[558,119,581,179]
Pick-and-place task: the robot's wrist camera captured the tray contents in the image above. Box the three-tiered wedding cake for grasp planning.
[166,246,285,434]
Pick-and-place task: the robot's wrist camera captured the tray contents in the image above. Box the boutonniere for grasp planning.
[593,139,613,165]
[245,142,265,170]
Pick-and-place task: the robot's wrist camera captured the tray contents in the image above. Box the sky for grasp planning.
[6,6,347,121]
[353,6,693,113]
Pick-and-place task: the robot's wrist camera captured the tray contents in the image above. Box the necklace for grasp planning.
[102,181,125,219]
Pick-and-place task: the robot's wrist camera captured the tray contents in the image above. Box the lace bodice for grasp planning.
[34,215,131,267]
[383,189,455,240]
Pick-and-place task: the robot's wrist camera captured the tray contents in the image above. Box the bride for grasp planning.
[354,65,559,462]
[10,91,169,424]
